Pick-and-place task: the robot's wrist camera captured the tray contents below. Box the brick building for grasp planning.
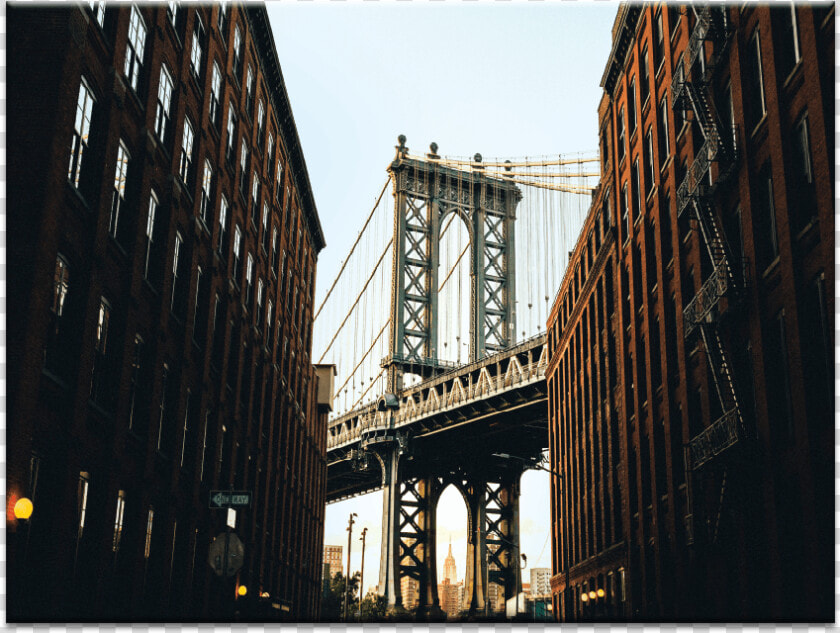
[8,3,330,621]
[547,4,833,621]
[323,544,343,580]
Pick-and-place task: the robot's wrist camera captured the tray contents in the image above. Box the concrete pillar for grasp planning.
[377,446,403,609]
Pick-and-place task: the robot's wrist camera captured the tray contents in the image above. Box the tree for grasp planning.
[319,572,360,621]
[359,591,388,621]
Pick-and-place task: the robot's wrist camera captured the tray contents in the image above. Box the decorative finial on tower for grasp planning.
[427,142,439,159]
[504,159,513,178]
[395,134,408,160]
[473,153,484,170]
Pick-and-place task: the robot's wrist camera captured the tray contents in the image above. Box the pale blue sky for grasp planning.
[268,0,617,595]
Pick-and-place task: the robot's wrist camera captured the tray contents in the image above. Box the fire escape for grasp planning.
[671,7,744,544]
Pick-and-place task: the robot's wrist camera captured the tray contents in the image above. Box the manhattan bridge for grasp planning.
[314,136,597,618]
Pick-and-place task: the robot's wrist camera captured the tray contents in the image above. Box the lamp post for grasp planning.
[358,526,367,620]
[343,512,357,622]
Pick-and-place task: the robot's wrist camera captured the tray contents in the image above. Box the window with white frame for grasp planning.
[109,141,130,239]
[245,65,254,112]
[155,64,174,144]
[144,508,154,559]
[218,2,228,37]
[256,278,264,327]
[144,190,158,281]
[775,4,801,80]
[245,253,254,306]
[267,133,275,166]
[239,139,249,194]
[250,171,260,221]
[90,297,111,404]
[271,227,278,276]
[89,0,105,26]
[209,62,222,128]
[124,7,147,92]
[167,2,178,29]
[262,202,270,252]
[275,159,283,200]
[745,29,766,131]
[200,159,213,223]
[179,117,195,186]
[226,106,236,165]
[112,491,126,553]
[156,364,169,451]
[233,25,243,77]
[257,99,265,137]
[77,472,90,545]
[232,225,242,283]
[171,232,183,313]
[128,334,144,432]
[69,76,95,190]
[658,96,670,169]
[218,195,229,258]
[189,14,205,80]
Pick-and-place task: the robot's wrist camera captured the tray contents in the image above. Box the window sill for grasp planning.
[645,185,658,205]
[65,181,92,214]
[749,113,768,141]
[760,256,780,281]
[660,155,673,175]
[675,121,689,142]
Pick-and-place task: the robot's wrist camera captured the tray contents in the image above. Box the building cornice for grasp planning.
[599,4,643,95]
[245,5,327,254]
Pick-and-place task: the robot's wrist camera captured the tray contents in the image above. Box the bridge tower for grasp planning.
[383,136,521,393]
[366,137,526,619]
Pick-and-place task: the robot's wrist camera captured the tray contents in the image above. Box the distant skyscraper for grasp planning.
[443,542,458,584]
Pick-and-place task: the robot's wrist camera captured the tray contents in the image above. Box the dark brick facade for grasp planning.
[547,4,833,621]
[8,3,329,621]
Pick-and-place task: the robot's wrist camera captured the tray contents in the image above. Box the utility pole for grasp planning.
[358,527,368,620]
[344,512,357,622]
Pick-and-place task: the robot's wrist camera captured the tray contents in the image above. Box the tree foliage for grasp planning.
[319,571,360,622]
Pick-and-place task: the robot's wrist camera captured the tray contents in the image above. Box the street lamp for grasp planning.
[344,512,357,622]
[358,527,368,621]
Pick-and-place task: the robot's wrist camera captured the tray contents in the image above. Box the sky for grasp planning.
[268,1,616,596]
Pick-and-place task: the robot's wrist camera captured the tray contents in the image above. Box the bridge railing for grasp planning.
[326,338,548,450]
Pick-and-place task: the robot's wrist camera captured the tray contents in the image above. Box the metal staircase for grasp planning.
[671,7,746,473]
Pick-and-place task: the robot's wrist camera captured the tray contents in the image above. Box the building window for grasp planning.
[745,29,766,131]
[640,44,650,105]
[45,254,71,374]
[143,190,158,283]
[261,202,270,252]
[209,62,222,128]
[657,96,670,169]
[180,390,192,468]
[245,65,254,113]
[109,141,130,240]
[77,472,90,548]
[617,106,626,163]
[128,334,145,434]
[631,159,641,223]
[124,7,147,93]
[627,78,636,135]
[789,113,815,233]
[233,25,243,78]
[144,508,154,559]
[90,297,111,406]
[266,299,274,349]
[200,410,211,481]
[89,0,105,26]
[218,195,229,259]
[245,253,254,307]
[68,76,95,190]
[232,225,243,284]
[239,139,249,196]
[226,105,237,166]
[167,2,178,29]
[654,11,665,71]
[200,159,213,224]
[112,491,126,553]
[155,64,174,145]
[156,363,170,451]
[189,14,205,81]
[179,117,195,187]
[645,129,655,192]
[767,310,794,441]
[256,278,264,328]
[251,172,260,221]
[621,183,629,242]
[217,2,228,34]
[171,232,185,315]
[755,162,778,270]
[192,266,203,336]
[267,133,275,168]
[271,227,278,276]
[774,4,801,80]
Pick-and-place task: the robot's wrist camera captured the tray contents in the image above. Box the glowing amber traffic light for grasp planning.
[237,585,247,597]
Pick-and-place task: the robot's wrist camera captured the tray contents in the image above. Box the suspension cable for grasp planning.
[438,242,470,292]
[350,368,386,412]
[332,321,390,402]
[314,177,390,322]
[317,238,393,363]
